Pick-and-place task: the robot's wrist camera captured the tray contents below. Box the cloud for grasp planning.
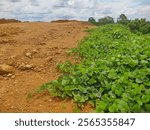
[10,0,21,2]
[135,0,150,5]
[0,0,149,21]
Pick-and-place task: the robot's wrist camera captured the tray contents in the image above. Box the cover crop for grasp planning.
[40,24,150,112]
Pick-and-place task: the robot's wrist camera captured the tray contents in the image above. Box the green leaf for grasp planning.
[115,99,130,112]
[135,78,143,83]
[62,80,67,86]
[140,60,148,65]
[134,96,143,106]
[74,94,88,103]
[142,95,150,103]
[114,86,124,96]
[108,69,117,79]
[88,78,97,85]
[144,104,150,112]
[109,103,118,112]
[96,100,107,111]
[132,104,141,112]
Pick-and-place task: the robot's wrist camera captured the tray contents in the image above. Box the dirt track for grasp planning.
[0,21,94,112]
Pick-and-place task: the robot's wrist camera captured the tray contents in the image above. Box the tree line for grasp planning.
[88,14,150,34]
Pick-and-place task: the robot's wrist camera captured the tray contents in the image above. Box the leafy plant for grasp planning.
[38,24,150,112]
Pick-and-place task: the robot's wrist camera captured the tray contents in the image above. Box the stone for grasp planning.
[11,75,16,79]
[45,57,53,62]
[25,64,33,69]
[17,63,26,70]
[7,73,13,77]
[18,63,34,71]
[32,49,38,54]
[25,52,32,58]
[0,64,14,75]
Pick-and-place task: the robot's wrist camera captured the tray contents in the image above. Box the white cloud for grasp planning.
[0,0,149,21]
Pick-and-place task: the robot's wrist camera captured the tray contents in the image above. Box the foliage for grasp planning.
[117,14,129,25]
[98,16,114,25]
[88,16,114,26]
[88,17,96,24]
[39,24,150,112]
[88,14,150,34]
[127,18,150,34]
[117,14,150,34]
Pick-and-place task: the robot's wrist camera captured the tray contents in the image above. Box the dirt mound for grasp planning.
[51,20,92,25]
[0,18,21,24]
[51,20,80,23]
[0,21,94,112]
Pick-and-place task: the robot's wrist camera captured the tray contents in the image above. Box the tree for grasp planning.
[117,14,128,25]
[140,23,150,34]
[98,16,114,25]
[128,18,150,34]
[88,17,96,23]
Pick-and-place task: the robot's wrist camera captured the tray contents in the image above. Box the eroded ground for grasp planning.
[0,21,94,112]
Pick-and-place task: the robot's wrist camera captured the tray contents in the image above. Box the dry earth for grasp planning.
[0,21,94,112]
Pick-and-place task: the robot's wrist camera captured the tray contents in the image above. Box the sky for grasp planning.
[0,0,149,21]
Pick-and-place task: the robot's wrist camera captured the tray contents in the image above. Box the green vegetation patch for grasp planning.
[40,24,150,112]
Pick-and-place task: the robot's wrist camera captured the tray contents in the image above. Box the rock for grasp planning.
[49,99,52,102]
[7,73,15,79]
[17,63,34,71]
[25,52,32,58]
[32,49,38,54]
[45,57,53,62]
[17,63,26,70]
[11,75,15,79]
[10,106,14,109]
[0,64,14,75]
[7,73,13,77]
[25,64,33,69]
[13,81,18,84]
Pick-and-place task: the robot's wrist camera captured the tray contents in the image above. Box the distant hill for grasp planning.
[51,20,81,23]
[51,20,93,26]
[0,18,21,24]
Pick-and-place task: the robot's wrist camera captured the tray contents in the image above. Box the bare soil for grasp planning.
[0,21,94,113]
